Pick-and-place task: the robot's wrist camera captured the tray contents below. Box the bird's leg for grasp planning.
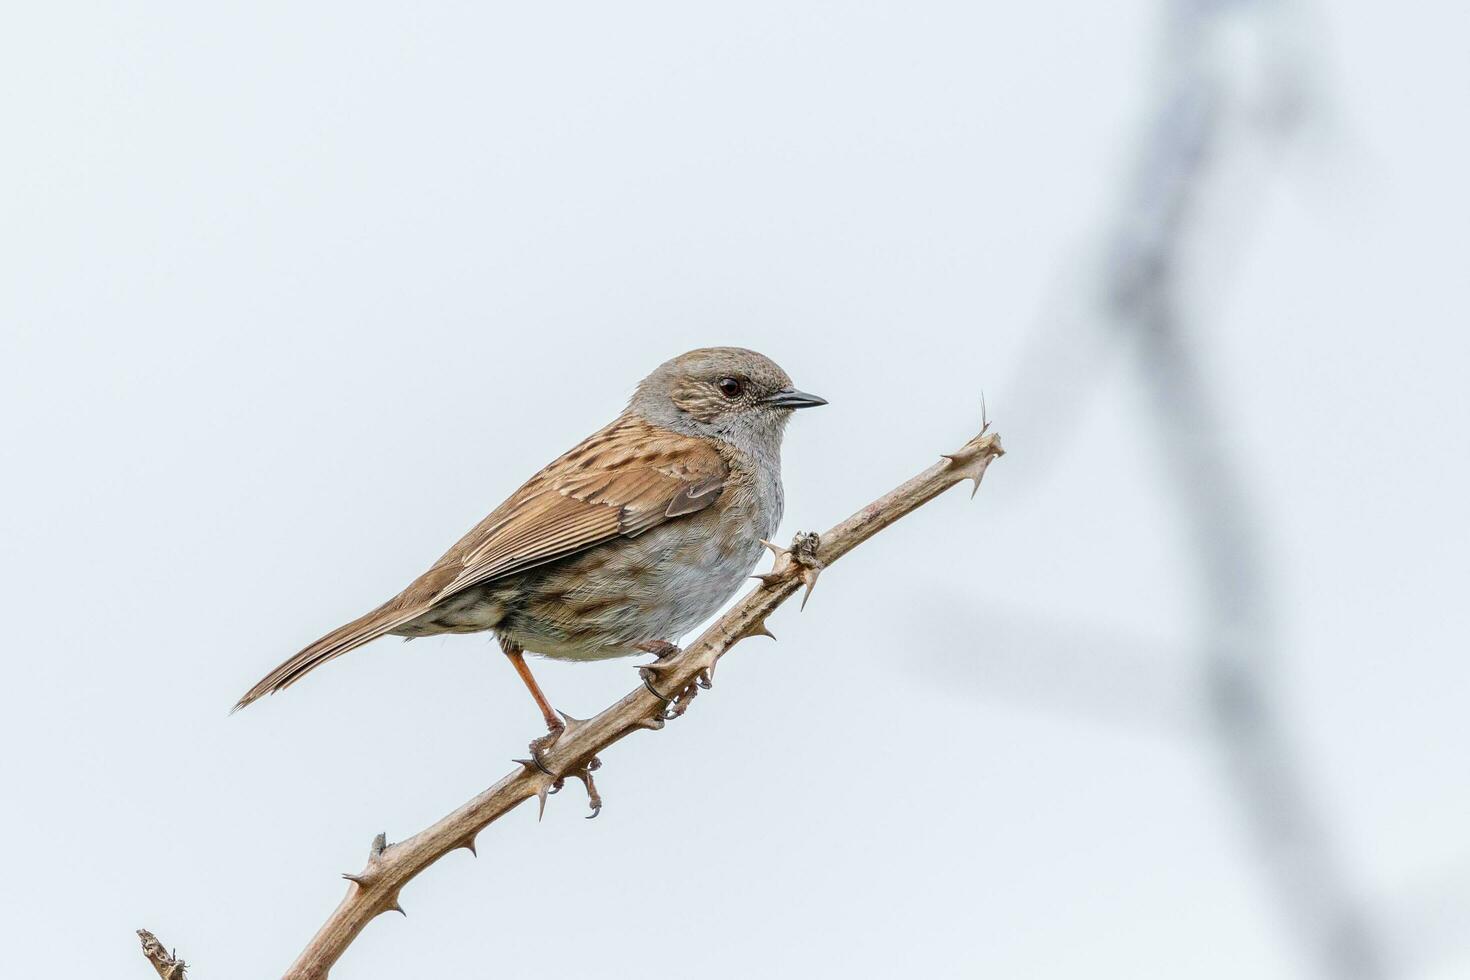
[499,638,564,767]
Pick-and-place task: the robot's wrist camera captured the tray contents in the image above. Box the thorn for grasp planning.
[460,837,477,857]
[744,620,776,641]
[981,390,989,431]
[342,873,371,886]
[536,783,549,821]
[554,709,591,741]
[759,538,788,561]
[388,898,406,917]
[941,449,988,499]
[751,572,784,587]
[798,566,822,610]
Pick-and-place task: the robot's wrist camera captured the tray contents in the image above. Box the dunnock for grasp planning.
[235,347,825,746]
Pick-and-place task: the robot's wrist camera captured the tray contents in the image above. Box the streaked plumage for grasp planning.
[235,347,824,723]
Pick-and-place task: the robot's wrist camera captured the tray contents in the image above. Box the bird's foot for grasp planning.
[634,639,681,660]
[661,679,704,721]
[637,657,712,722]
[526,717,567,775]
[634,640,714,720]
[517,712,604,818]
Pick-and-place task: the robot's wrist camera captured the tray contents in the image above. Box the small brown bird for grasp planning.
[235,347,825,747]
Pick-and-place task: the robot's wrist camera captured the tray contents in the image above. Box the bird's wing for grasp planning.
[413,415,728,605]
[232,416,726,711]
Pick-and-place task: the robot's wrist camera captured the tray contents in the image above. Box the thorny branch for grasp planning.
[141,425,1003,980]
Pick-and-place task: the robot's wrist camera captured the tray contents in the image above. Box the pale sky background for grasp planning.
[2,3,1468,978]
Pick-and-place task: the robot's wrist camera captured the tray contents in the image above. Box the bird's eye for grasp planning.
[717,377,743,399]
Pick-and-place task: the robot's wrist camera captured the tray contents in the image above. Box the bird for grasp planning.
[234,347,825,752]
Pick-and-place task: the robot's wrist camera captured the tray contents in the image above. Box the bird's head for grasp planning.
[630,347,826,450]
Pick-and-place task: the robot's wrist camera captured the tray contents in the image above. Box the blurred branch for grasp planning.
[1099,2,1383,978]
[154,426,1001,979]
[137,930,187,980]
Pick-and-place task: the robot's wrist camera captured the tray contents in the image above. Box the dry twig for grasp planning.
[143,424,1003,979]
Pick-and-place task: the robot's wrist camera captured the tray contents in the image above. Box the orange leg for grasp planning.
[501,640,562,733]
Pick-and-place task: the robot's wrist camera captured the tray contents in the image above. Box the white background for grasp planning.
[2,2,1467,977]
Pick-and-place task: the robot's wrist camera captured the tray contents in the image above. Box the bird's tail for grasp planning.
[233,602,421,712]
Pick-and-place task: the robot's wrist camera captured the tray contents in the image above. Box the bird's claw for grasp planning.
[527,736,557,776]
[635,641,684,698]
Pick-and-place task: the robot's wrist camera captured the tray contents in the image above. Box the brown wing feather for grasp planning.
[427,416,727,602]
[234,415,726,710]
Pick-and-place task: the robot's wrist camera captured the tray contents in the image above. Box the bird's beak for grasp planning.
[763,387,828,409]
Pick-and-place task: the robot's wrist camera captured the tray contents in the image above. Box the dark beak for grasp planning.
[763,387,828,410]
